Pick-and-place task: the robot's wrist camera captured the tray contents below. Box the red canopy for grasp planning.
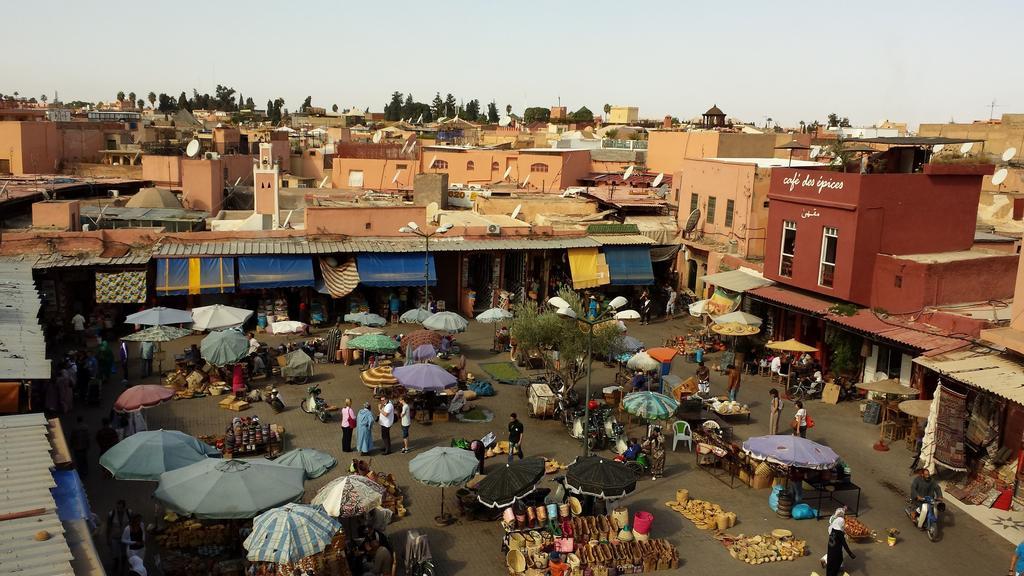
[114,385,175,413]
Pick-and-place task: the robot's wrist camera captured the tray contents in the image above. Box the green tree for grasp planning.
[431,93,444,119]
[384,91,404,121]
[509,286,620,390]
[177,92,189,111]
[238,93,245,110]
[301,95,312,113]
[827,138,852,172]
[523,107,551,124]
[157,93,177,112]
[147,92,157,108]
[443,93,457,118]
[116,91,125,102]
[506,104,512,116]
[137,98,144,110]
[465,99,481,121]
[401,94,415,120]
[603,103,611,119]
[487,101,499,123]
[128,92,136,105]
[40,94,47,104]
[570,106,593,123]
[246,97,255,109]
[214,85,237,111]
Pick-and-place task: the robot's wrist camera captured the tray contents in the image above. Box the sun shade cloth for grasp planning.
[96,271,147,303]
[357,253,436,287]
[157,257,235,295]
[567,248,609,289]
[705,288,740,316]
[701,269,773,293]
[319,258,359,298]
[238,257,314,290]
[602,246,654,286]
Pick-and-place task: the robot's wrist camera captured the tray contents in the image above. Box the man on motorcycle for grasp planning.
[911,467,942,528]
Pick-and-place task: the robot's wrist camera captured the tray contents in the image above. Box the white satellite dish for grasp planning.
[511,204,522,220]
[400,140,410,154]
[623,165,634,181]
[522,173,531,187]
[502,166,512,180]
[416,114,423,124]
[1003,147,1017,162]
[931,144,944,154]
[185,139,201,158]
[392,169,402,184]
[499,116,511,127]
[992,168,1008,186]
[318,175,330,188]
[429,155,438,169]
[652,172,664,188]
[372,131,383,144]
[408,140,416,152]
[959,142,974,154]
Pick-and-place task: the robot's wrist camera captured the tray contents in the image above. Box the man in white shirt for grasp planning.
[72,313,86,344]
[378,396,395,455]
[399,397,412,453]
[770,355,782,376]
[665,286,677,318]
[139,341,155,378]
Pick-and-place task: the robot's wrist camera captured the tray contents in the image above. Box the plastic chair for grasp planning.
[672,420,693,452]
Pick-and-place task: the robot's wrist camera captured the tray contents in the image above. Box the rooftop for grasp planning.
[846,136,985,146]
[892,249,1009,264]
[706,157,826,168]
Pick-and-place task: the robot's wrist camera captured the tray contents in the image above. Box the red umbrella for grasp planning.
[115,385,175,413]
[402,329,442,350]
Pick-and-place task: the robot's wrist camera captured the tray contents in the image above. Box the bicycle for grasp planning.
[786,376,822,401]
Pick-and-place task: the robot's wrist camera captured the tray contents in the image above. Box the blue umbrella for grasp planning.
[200,328,250,366]
[742,435,840,470]
[412,344,437,362]
[155,458,305,519]
[99,430,220,481]
[244,503,341,564]
[622,391,679,421]
[615,336,644,354]
[392,363,457,391]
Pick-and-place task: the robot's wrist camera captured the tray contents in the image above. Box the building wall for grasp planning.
[919,115,1024,193]
[32,200,80,230]
[675,159,767,258]
[872,253,1018,314]
[476,197,597,223]
[181,158,223,213]
[421,149,518,186]
[66,162,143,179]
[59,126,108,164]
[0,121,61,174]
[289,150,326,181]
[647,132,720,175]
[143,155,184,188]
[331,158,419,190]
[305,206,426,236]
[608,107,639,124]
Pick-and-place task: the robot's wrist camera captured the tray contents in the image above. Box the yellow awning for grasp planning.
[568,248,610,289]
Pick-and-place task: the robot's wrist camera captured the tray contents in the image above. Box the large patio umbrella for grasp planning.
[312,474,386,518]
[399,308,432,324]
[99,429,220,481]
[200,329,250,366]
[114,385,175,413]
[154,458,305,519]
[392,363,457,392]
[347,334,400,354]
[343,326,385,337]
[423,311,469,333]
[622,391,679,421]
[273,448,337,479]
[475,458,545,508]
[775,139,811,167]
[409,447,479,524]
[402,329,443,349]
[711,322,760,337]
[899,399,933,419]
[565,456,637,499]
[476,307,513,323]
[765,338,817,353]
[244,503,341,564]
[121,325,192,342]
[626,351,661,372]
[712,311,763,327]
[742,435,840,470]
[125,306,193,326]
[855,378,920,397]
[360,366,398,388]
[191,305,254,331]
[344,312,387,327]
[412,344,437,362]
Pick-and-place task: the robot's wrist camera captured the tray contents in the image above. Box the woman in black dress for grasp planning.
[825,508,855,576]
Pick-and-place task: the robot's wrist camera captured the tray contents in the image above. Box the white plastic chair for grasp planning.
[672,420,693,452]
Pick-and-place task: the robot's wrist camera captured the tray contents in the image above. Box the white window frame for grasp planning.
[779,220,796,277]
[818,226,838,288]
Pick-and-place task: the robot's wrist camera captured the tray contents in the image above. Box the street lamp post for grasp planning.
[549,295,636,457]
[399,222,453,311]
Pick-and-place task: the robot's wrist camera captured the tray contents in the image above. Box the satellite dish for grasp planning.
[408,140,416,152]
[392,169,402,184]
[522,173,531,187]
[318,175,330,188]
[992,168,1008,186]
[429,155,437,169]
[372,131,383,144]
[511,204,522,220]
[652,172,664,188]
[959,142,974,154]
[623,165,635,181]
[499,117,511,127]
[1003,147,1017,162]
[185,139,200,158]
[502,166,512,180]
[931,144,944,154]
[683,209,701,234]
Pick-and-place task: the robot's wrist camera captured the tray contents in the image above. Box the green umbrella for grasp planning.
[347,333,400,353]
[121,325,192,342]
[99,430,220,481]
[274,448,337,479]
[409,446,478,524]
[200,328,250,366]
[154,458,305,519]
[622,391,679,421]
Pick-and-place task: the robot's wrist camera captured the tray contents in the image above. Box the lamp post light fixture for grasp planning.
[399,222,454,310]
[548,295,638,456]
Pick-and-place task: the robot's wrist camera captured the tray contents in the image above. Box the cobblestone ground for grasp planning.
[71,315,1012,575]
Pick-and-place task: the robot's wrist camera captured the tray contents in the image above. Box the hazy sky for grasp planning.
[4,0,1021,129]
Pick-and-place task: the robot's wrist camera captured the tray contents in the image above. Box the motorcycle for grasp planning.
[266,388,285,413]
[905,496,944,542]
[300,384,331,423]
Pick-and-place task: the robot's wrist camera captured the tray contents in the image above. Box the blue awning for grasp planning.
[156,257,235,295]
[357,253,436,287]
[238,256,315,289]
[52,469,91,522]
[603,246,655,286]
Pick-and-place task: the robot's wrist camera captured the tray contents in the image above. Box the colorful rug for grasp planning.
[479,362,522,384]
[935,385,968,471]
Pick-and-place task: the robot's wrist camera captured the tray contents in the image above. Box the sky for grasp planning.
[3,0,1021,129]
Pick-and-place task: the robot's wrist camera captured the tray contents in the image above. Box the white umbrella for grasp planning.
[688,299,709,317]
[191,305,255,331]
[125,307,193,326]
[712,311,762,327]
[399,308,432,324]
[626,351,661,372]
[423,311,469,333]
[476,307,513,324]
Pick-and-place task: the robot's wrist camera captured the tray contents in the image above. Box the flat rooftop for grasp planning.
[706,157,826,168]
[893,249,1010,264]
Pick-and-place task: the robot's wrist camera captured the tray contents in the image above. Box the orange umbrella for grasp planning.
[115,385,175,413]
[646,347,679,363]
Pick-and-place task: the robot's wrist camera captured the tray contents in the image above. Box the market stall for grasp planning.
[742,435,857,518]
[856,378,920,451]
[243,503,349,576]
[99,429,220,481]
[201,417,285,458]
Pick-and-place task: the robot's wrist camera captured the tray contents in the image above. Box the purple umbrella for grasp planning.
[412,344,437,362]
[392,363,457,392]
[741,435,840,470]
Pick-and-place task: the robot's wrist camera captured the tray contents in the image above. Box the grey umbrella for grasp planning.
[200,328,250,366]
[409,446,478,524]
[154,458,305,519]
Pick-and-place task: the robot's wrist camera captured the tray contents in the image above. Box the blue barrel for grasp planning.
[257,314,267,328]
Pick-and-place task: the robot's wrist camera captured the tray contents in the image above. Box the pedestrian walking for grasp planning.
[640,291,652,325]
[824,508,855,576]
[72,312,86,345]
[507,413,524,463]
[726,364,741,401]
[106,500,133,575]
[399,397,412,453]
[792,401,808,438]
[71,416,90,478]
[118,341,129,376]
[340,398,356,453]
[356,401,374,455]
[665,285,677,318]
[139,340,155,378]
[768,388,783,435]
[121,513,146,562]
[378,396,395,455]
[1009,536,1024,576]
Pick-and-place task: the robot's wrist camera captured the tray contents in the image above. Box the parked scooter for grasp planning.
[300,384,331,423]
[906,496,944,542]
[266,388,285,413]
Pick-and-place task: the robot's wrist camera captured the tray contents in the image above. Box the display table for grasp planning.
[693,431,741,488]
[805,479,861,519]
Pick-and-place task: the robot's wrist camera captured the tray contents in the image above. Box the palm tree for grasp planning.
[40,94,47,104]
[505,104,512,116]
[116,91,125,103]
[128,92,136,105]
[148,92,157,108]
[603,103,611,120]
[137,99,144,110]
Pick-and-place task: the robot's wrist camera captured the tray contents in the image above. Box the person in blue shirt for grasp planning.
[623,438,642,461]
[587,296,599,320]
[630,371,647,392]
[694,345,705,364]
[1010,538,1024,575]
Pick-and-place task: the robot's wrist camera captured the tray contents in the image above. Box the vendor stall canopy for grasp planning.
[357,253,436,287]
[156,257,235,295]
[239,256,315,290]
[602,246,654,286]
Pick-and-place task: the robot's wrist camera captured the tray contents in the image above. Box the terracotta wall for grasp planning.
[60,127,107,163]
[143,155,184,188]
[872,253,1018,314]
[331,158,419,190]
[305,206,426,236]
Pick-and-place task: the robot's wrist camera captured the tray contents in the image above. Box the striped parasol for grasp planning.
[402,329,442,349]
[244,503,341,564]
[622,391,679,421]
[319,258,359,299]
[312,475,386,518]
[360,366,398,388]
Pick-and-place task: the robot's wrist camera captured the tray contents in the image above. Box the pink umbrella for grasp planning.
[115,385,175,413]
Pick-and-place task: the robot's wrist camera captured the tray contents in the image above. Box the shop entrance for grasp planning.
[466,253,497,312]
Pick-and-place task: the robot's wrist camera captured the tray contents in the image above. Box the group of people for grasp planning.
[340,396,412,456]
[766,388,809,437]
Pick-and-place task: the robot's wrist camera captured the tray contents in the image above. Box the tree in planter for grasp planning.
[825,326,860,379]
[509,286,620,392]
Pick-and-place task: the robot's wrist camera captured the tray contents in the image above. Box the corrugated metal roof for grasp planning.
[0,262,49,380]
[915,352,1024,405]
[153,236,623,256]
[0,413,75,576]
[701,269,774,293]
[747,285,835,315]
[30,252,151,269]
[827,310,966,355]
[590,235,655,246]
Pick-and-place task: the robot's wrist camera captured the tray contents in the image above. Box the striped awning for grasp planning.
[319,258,359,299]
